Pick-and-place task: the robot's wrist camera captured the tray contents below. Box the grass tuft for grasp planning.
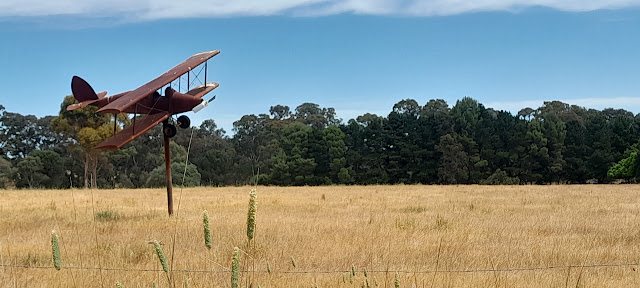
[203,210,212,249]
[95,210,119,221]
[434,215,448,229]
[394,273,400,288]
[402,206,426,213]
[232,247,240,288]
[247,189,258,240]
[152,241,168,273]
[50,230,61,270]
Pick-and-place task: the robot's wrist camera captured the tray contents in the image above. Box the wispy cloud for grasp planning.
[2,0,640,20]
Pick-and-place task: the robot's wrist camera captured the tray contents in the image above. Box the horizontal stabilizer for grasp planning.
[95,112,170,150]
[67,99,99,111]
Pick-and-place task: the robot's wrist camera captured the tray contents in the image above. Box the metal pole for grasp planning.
[164,134,174,215]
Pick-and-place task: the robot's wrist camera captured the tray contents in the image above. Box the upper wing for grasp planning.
[97,50,220,114]
[95,112,170,150]
[186,82,219,98]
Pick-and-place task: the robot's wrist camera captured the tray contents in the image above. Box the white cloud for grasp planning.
[2,0,640,19]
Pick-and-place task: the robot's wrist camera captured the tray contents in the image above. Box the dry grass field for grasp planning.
[2,185,640,287]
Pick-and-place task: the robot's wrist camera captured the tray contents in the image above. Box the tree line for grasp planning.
[1,96,640,189]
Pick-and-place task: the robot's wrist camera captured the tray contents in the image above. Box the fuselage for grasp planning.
[86,83,218,115]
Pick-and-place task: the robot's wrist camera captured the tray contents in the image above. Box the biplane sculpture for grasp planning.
[68,50,221,215]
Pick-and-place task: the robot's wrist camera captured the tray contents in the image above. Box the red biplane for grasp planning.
[68,50,220,149]
[68,50,220,215]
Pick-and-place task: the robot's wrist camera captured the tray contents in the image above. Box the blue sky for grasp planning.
[1,1,639,133]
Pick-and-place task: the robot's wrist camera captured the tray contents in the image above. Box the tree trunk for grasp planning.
[84,153,89,189]
[92,154,98,188]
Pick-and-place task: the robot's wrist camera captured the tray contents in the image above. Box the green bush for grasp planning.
[608,152,639,180]
[480,169,520,185]
[95,210,120,221]
[145,162,201,187]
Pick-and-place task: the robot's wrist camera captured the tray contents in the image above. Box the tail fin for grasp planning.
[71,76,100,102]
[68,76,107,111]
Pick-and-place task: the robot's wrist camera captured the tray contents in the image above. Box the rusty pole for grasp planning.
[164,135,174,215]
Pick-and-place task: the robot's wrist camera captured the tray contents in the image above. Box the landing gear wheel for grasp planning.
[163,124,177,138]
[177,115,191,129]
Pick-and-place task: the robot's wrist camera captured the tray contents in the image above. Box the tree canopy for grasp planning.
[2,97,640,188]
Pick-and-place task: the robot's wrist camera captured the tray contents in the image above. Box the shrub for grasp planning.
[145,162,201,188]
[480,169,520,185]
[95,210,119,221]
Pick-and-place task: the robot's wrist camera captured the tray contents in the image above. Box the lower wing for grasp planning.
[95,112,170,150]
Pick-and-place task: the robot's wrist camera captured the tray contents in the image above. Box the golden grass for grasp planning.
[1,185,640,287]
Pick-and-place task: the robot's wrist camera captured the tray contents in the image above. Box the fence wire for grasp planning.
[2,262,639,274]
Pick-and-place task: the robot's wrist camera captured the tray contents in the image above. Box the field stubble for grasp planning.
[1,185,640,287]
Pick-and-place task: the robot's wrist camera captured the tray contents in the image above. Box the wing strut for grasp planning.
[97,50,219,114]
[133,104,137,132]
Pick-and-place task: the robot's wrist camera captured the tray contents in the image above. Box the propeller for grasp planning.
[193,95,216,113]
